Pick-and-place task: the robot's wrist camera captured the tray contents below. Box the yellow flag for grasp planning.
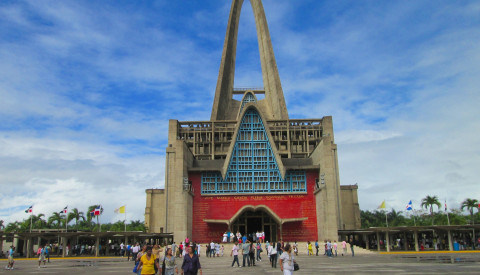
[115,205,126,214]
[378,200,386,209]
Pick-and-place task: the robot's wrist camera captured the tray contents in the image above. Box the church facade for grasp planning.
[145,0,360,244]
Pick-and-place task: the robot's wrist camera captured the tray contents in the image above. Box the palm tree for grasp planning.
[48,212,63,229]
[0,220,4,230]
[67,208,85,229]
[421,195,441,225]
[461,198,479,225]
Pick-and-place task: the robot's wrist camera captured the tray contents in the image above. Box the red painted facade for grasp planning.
[190,170,319,243]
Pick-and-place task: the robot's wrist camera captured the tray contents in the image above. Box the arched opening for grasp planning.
[231,208,279,243]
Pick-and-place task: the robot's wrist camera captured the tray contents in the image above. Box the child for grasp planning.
[221,245,224,256]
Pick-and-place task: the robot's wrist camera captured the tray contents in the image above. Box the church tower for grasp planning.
[145,0,361,244]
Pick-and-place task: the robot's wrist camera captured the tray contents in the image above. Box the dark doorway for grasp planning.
[247,217,262,240]
[231,209,278,242]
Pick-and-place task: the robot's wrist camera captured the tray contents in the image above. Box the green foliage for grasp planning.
[461,198,479,224]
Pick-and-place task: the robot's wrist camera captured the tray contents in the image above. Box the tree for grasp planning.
[67,208,85,228]
[461,198,479,225]
[421,195,441,225]
[48,212,63,229]
[86,205,98,223]
[0,220,4,230]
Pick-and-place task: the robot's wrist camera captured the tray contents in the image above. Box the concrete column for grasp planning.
[61,237,67,257]
[447,230,453,251]
[413,230,419,252]
[26,238,32,258]
[385,231,390,252]
[403,232,408,251]
[95,236,100,257]
[376,232,381,251]
[365,234,370,250]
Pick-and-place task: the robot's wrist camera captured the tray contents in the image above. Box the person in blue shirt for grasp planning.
[7,246,15,270]
[242,235,247,244]
[45,245,50,263]
[315,240,319,256]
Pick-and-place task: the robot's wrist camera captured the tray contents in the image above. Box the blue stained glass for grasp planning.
[201,108,307,194]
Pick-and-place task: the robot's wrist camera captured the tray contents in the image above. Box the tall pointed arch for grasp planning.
[210,0,289,121]
[201,107,306,194]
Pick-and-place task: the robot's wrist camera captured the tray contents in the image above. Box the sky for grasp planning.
[1,0,479,224]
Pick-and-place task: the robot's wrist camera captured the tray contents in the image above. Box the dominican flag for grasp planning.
[445,201,447,212]
[90,205,103,216]
[406,200,413,211]
[25,206,33,213]
[59,206,68,214]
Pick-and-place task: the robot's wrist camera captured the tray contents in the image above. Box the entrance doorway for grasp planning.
[231,209,278,242]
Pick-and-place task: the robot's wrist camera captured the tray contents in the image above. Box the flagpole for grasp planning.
[124,206,127,232]
[30,214,33,233]
[445,199,450,226]
[385,199,388,227]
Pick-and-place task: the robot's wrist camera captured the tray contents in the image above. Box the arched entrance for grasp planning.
[231,209,278,242]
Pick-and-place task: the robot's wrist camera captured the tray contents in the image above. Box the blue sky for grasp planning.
[1,0,479,224]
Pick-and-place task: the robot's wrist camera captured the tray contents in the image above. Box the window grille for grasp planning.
[201,109,307,194]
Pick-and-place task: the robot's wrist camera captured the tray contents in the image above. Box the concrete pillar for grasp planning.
[365,234,370,250]
[26,238,31,258]
[447,230,453,251]
[61,237,67,257]
[413,230,419,252]
[385,231,390,252]
[376,232,381,251]
[403,232,408,251]
[95,236,100,257]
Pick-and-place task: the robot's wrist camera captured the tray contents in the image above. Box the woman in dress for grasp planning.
[160,247,178,275]
[137,246,160,275]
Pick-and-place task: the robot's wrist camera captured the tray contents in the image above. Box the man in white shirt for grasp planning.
[210,241,216,257]
[231,242,240,267]
[132,243,140,263]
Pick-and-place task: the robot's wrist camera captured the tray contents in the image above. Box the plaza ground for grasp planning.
[2,252,480,274]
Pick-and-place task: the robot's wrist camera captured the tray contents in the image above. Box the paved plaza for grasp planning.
[2,253,480,274]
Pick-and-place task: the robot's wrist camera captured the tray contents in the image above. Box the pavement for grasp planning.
[1,252,480,274]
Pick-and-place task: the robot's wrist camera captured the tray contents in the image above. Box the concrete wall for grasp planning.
[340,185,361,230]
[311,136,341,242]
[145,189,166,233]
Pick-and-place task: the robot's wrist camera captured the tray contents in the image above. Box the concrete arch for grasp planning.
[210,0,289,121]
[229,204,282,225]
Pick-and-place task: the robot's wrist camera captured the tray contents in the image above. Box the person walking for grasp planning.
[307,241,313,256]
[256,241,262,261]
[37,245,47,268]
[248,241,256,266]
[160,248,178,275]
[268,242,278,268]
[6,246,15,270]
[279,243,296,275]
[341,240,347,256]
[137,246,159,275]
[349,238,355,257]
[333,241,338,257]
[231,242,240,267]
[315,240,319,256]
[181,246,202,275]
[242,240,250,267]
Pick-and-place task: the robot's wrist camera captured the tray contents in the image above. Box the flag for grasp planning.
[89,210,95,217]
[94,205,103,216]
[25,206,33,213]
[59,206,68,214]
[406,200,413,211]
[114,206,126,214]
[445,201,447,212]
[378,200,386,209]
